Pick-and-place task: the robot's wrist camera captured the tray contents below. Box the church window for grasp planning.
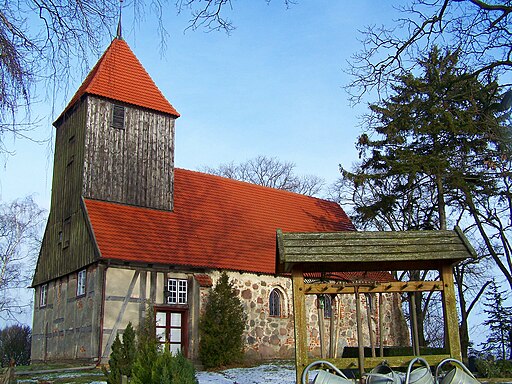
[111,104,125,129]
[269,289,282,317]
[167,278,187,304]
[40,284,48,308]
[77,269,87,296]
[323,295,333,319]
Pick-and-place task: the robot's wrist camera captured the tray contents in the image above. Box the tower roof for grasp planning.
[56,38,179,124]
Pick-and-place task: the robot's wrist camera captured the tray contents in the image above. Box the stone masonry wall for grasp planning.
[203,271,409,360]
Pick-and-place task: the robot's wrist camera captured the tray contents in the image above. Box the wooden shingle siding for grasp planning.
[83,96,175,211]
[33,100,98,286]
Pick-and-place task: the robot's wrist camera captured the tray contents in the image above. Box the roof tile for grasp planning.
[85,168,356,275]
[57,38,179,122]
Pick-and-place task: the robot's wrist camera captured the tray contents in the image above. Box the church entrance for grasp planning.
[155,309,188,356]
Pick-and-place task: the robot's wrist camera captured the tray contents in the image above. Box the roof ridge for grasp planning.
[175,167,332,203]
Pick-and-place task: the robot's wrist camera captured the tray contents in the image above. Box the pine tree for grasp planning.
[131,307,159,384]
[339,46,507,356]
[199,272,247,368]
[131,306,198,384]
[102,322,136,384]
[481,282,512,360]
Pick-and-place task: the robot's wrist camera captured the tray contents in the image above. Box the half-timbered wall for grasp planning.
[83,96,176,211]
[96,267,408,364]
[31,264,104,362]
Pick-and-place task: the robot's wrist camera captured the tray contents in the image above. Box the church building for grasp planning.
[31,36,408,364]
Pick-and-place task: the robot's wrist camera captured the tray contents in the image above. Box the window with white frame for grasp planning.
[40,284,48,308]
[77,269,87,296]
[167,278,187,304]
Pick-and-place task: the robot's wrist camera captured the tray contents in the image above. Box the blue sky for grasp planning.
[0,1,497,344]
[1,1,398,208]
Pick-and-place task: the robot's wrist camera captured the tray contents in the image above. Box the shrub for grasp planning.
[151,350,197,384]
[474,358,512,378]
[131,307,159,384]
[0,324,31,367]
[102,322,136,384]
[199,272,247,368]
[131,306,197,384]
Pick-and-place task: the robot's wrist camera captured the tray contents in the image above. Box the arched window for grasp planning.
[269,289,281,317]
[323,295,333,319]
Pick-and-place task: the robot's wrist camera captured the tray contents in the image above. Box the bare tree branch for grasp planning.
[347,0,512,104]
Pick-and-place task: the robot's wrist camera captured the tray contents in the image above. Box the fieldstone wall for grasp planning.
[202,271,409,360]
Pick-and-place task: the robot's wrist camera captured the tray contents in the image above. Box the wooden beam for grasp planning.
[305,354,452,370]
[304,281,443,295]
[102,269,140,360]
[440,265,462,360]
[292,268,308,384]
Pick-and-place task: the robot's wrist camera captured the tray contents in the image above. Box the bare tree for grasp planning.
[0,196,45,321]
[347,0,512,103]
[1,0,292,155]
[202,155,325,196]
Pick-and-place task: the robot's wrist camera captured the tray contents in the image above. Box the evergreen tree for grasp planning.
[131,307,159,384]
[338,46,506,356]
[0,324,31,367]
[102,322,136,384]
[199,272,247,368]
[481,282,512,360]
[130,306,198,384]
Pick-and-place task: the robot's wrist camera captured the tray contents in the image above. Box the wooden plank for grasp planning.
[282,235,462,248]
[454,226,478,258]
[440,265,462,360]
[292,268,308,384]
[282,230,457,241]
[284,243,468,254]
[304,281,443,295]
[306,354,452,370]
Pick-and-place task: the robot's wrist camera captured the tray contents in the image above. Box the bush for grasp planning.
[131,307,159,384]
[131,306,197,384]
[474,358,512,378]
[199,272,247,369]
[102,322,136,384]
[151,350,197,384]
[0,324,31,367]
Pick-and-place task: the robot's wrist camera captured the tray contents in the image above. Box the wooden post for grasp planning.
[409,292,420,356]
[379,293,384,358]
[366,294,376,358]
[329,295,336,358]
[441,265,462,360]
[318,295,325,358]
[354,286,365,377]
[292,267,308,384]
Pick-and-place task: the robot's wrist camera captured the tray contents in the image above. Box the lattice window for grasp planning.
[77,269,87,296]
[40,284,48,308]
[167,279,188,304]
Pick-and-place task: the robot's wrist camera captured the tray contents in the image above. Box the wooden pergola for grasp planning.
[275,227,477,383]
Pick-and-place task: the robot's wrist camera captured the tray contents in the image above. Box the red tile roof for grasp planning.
[57,38,179,122]
[194,274,214,287]
[84,168,356,275]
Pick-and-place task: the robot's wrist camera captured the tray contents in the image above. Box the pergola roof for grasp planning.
[276,227,476,274]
